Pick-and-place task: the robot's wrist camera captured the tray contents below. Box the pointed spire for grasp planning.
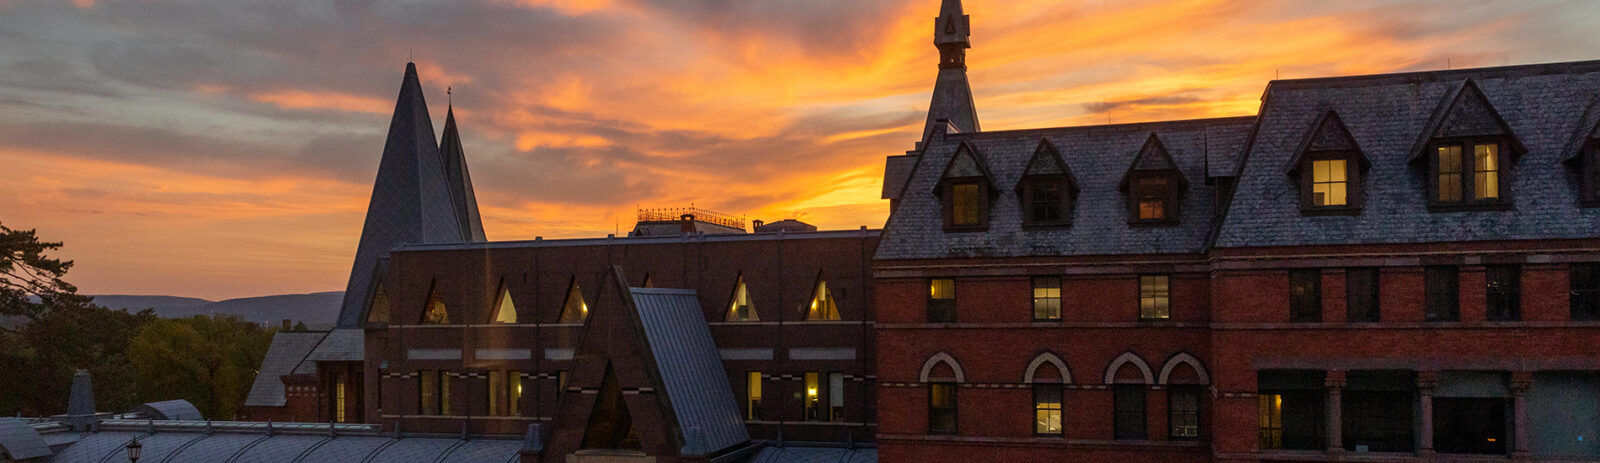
[920,0,979,147]
[439,97,488,242]
[335,62,466,328]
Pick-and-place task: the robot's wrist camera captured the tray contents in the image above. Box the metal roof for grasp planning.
[244,331,325,407]
[45,431,139,463]
[40,425,524,463]
[747,446,877,463]
[133,400,204,421]
[0,418,52,460]
[630,288,750,455]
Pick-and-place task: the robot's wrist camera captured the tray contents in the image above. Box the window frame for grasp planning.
[1584,141,1600,206]
[929,382,958,435]
[1032,383,1063,436]
[1021,174,1072,227]
[1345,268,1381,323]
[1031,276,1062,321]
[1289,269,1322,323]
[928,278,956,323]
[803,371,822,422]
[1168,385,1202,441]
[1138,275,1171,321]
[1571,263,1600,321]
[1425,266,1460,322]
[942,178,989,231]
[1427,138,1512,210]
[1485,265,1521,322]
[1112,384,1147,440]
[1299,151,1362,214]
[746,371,763,420]
[1127,171,1181,226]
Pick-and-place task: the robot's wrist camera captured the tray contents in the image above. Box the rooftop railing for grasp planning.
[637,207,745,230]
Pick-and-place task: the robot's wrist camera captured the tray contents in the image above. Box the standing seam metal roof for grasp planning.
[0,418,52,460]
[630,288,750,455]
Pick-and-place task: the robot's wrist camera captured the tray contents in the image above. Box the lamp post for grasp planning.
[125,438,142,462]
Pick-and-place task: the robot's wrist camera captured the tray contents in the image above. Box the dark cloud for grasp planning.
[1083,95,1204,114]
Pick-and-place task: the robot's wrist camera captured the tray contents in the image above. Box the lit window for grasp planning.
[419,370,437,415]
[951,182,982,227]
[1033,384,1062,436]
[1032,277,1061,321]
[335,372,347,423]
[1139,275,1170,320]
[1474,143,1499,200]
[804,372,822,421]
[508,371,522,416]
[493,287,517,324]
[746,372,763,420]
[1135,177,1170,221]
[489,371,504,416]
[726,277,757,321]
[440,371,452,415]
[928,278,955,323]
[1259,393,1283,449]
[558,282,587,323]
[423,288,449,324]
[930,382,957,435]
[1437,146,1463,202]
[806,280,840,321]
[1311,159,1347,206]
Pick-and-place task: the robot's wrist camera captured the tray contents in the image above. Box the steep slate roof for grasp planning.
[439,105,487,242]
[630,287,750,454]
[336,62,468,328]
[244,331,325,407]
[1215,61,1600,248]
[303,328,365,362]
[876,117,1254,260]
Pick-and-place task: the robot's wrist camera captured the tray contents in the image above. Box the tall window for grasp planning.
[1134,177,1172,222]
[1169,385,1201,440]
[829,372,845,422]
[746,372,763,420]
[945,181,987,229]
[1033,384,1062,436]
[929,383,958,435]
[1024,178,1068,225]
[492,287,517,324]
[440,371,452,415]
[419,370,437,415]
[508,371,522,416]
[1259,393,1284,449]
[1113,385,1147,439]
[334,372,347,423]
[806,280,840,321]
[726,277,757,321]
[1425,266,1460,321]
[1289,269,1322,323]
[1311,159,1348,206]
[1139,275,1170,320]
[1573,263,1600,321]
[488,370,504,416]
[804,372,822,421]
[1032,277,1061,321]
[1485,265,1520,321]
[928,278,956,323]
[1346,268,1381,322]
[1433,141,1508,205]
[1586,143,1600,204]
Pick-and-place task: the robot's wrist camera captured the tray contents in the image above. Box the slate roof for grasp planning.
[630,288,751,455]
[304,329,365,363]
[439,105,487,243]
[0,418,52,460]
[336,62,469,328]
[876,117,1254,260]
[1215,60,1600,248]
[244,331,325,407]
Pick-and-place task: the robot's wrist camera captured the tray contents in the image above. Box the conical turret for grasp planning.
[920,0,980,146]
[439,103,487,242]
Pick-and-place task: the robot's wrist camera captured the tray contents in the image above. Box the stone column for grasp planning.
[1418,372,1438,457]
[1511,371,1533,460]
[1326,370,1346,455]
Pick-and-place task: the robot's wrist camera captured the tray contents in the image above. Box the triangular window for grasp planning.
[1017,138,1076,226]
[580,362,641,450]
[640,273,654,288]
[726,275,757,321]
[366,281,390,324]
[422,283,449,324]
[805,277,841,321]
[1119,134,1185,225]
[558,280,589,323]
[492,285,517,324]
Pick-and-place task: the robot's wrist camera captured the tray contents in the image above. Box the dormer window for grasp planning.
[1409,80,1524,210]
[1017,138,1077,227]
[935,142,996,231]
[1289,111,1367,213]
[1120,134,1185,226]
[1584,141,1600,205]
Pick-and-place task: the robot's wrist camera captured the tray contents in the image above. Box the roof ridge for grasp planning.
[945,116,1256,140]
[1268,59,1600,91]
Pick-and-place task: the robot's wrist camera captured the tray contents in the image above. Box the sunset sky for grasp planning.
[2,0,1598,300]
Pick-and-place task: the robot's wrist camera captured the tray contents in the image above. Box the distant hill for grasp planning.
[89,292,343,330]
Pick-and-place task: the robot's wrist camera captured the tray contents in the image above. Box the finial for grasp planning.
[448,86,453,106]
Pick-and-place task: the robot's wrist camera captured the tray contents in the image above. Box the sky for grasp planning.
[1,0,1598,300]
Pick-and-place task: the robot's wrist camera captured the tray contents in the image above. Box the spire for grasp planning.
[439,96,487,242]
[920,0,979,147]
[335,62,466,328]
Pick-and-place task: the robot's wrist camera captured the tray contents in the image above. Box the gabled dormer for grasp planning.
[933,142,997,231]
[1563,100,1600,207]
[1409,80,1526,210]
[1119,134,1186,226]
[1286,111,1369,214]
[1015,138,1077,227]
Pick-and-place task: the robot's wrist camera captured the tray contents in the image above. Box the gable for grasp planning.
[1119,134,1187,191]
[943,143,990,179]
[1286,110,1368,174]
[1409,79,1528,163]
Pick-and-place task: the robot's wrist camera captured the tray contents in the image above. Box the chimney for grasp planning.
[66,369,96,431]
[752,219,765,230]
[679,213,696,234]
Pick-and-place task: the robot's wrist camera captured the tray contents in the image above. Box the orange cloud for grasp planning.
[250,90,393,115]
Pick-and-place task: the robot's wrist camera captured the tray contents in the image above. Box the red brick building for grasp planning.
[873,1,1600,462]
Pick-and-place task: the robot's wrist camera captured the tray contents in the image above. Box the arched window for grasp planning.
[1158,352,1211,441]
[920,352,964,435]
[1103,352,1154,440]
[1024,352,1071,436]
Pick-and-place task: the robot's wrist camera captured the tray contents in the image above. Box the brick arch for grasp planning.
[1157,352,1210,385]
[1102,351,1154,384]
[919,352,965,383]
[1022,351,1072,384]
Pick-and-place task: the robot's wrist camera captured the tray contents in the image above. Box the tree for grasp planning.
[0,222,92,323]
[127,315,274,420]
